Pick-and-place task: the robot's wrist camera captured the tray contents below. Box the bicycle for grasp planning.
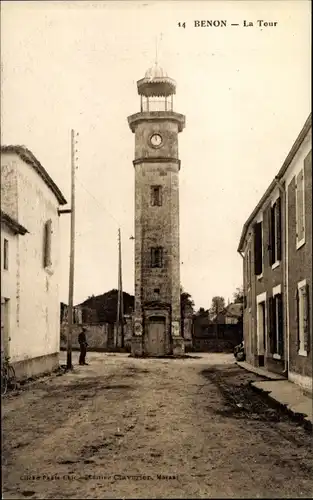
[1,356,17,396]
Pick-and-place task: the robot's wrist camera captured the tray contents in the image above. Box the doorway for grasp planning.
[145,316,166,356]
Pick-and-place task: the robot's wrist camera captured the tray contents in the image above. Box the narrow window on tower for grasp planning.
[151,185,162,207]
[151,247,163,268]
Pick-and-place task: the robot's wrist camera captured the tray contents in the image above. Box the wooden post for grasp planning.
[116,228,124,348]
[67,129,77,370]
[119,229,124,348]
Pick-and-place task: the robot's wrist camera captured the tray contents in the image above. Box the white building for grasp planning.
[1,145,67,380]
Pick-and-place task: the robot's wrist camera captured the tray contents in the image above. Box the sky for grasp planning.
[1,0,311,310]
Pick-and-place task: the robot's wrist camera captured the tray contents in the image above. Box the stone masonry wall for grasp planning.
[60,323,112,351]
[133,118,181,333]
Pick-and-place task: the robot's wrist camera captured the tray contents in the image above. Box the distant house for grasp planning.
[238,114,312,394]
[208,304,242,325]
[192,308,242,352]
[224,303,243,325]
[1,145,67,380]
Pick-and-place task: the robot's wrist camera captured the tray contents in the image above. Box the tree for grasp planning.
[209,296,226,321]
[180,287,195,318]
[233,287,244,304]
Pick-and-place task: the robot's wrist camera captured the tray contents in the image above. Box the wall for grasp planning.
[242,188,286,375]
[193,324,242,352]
[241,123,312,389]
[284,131,312,388]
[1,152,61,367]
[1,156,18,219]
[1,223,18,358]
[60,323,114,351]
[243,237,253,364]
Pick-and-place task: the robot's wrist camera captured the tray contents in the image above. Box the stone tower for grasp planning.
[128,61,186,356]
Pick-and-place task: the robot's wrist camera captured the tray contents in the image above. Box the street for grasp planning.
[2,352,313,499]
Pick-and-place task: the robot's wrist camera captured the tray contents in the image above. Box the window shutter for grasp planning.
[254,222,262,275]
[303,284,309,353]
[247,250,251,287]
[159,247,163,267]
[276,197,282,261]
[268,208,273,265]
[268,296,275,354]
[277,294,284,356]
[158,187,162,206]
[296,171,304,241]
[156,248,160,267]
[44,219,52,267]
[295,288,300,350]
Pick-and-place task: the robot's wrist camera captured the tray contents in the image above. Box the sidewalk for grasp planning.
[236,361,313,429]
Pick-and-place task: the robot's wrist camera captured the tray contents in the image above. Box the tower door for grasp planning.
[145,316,166,356]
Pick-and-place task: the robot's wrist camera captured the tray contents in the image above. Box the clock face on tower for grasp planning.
[150,133,163,148]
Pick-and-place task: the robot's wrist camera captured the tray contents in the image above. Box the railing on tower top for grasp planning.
[140,96,174,112]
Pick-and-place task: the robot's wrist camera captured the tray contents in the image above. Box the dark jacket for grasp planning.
[78,331,88,346]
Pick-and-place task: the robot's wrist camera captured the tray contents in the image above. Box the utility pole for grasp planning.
[67,129,78,370]
[116,228,124,348]
[119,229,124,348]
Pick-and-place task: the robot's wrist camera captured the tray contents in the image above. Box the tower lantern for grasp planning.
[128,60,186,357]
[137,63,176,112]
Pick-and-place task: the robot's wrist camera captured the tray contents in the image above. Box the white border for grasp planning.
[273,284,282,296]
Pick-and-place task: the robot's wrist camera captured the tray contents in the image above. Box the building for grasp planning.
[127,61,186,356]
[192,308,242,352]
[238,114,312,393]
[1,145,67,380]
[224,303,243,325]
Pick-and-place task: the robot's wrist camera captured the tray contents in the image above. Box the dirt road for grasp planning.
[2,352,313,499]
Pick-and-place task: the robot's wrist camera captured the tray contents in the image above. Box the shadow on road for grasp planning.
[201,364,313,437]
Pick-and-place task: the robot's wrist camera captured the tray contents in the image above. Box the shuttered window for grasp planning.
[268,292,284,357]
[295,170,305,246]
[253,221,263,276]
[268,296,276,354]
[151,186,162,206]
[276,198,282,261]
[296,281,310,355]
[151,247,163,268]
[246,249,251,288]
[269,198,282,265]
[43,219,52,268]
[276,294,284,356]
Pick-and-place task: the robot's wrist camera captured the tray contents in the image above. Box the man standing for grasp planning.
[78,327,89,365]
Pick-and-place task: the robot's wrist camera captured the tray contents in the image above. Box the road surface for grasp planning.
[2,352,313,499]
